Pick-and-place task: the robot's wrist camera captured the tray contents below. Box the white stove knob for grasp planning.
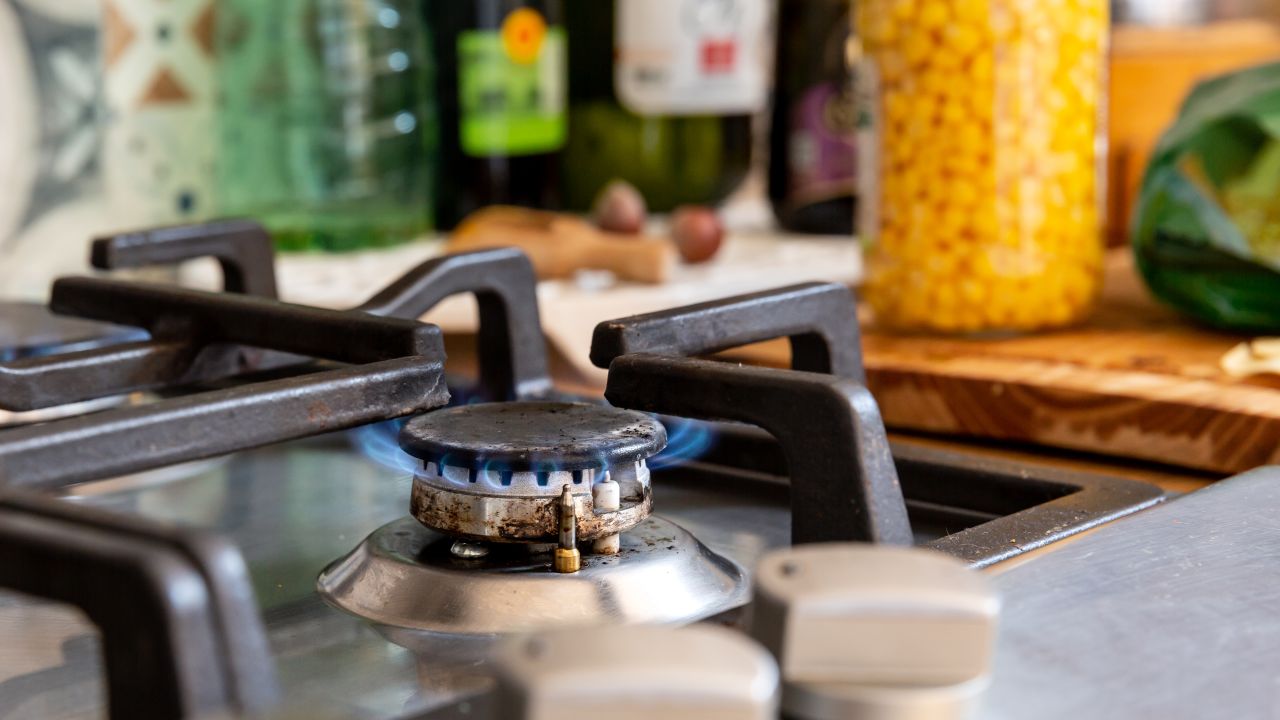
[748,544,999,720]
[492,624,779,720]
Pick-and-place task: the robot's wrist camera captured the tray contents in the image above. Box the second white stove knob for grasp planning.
[748,544,1000,720]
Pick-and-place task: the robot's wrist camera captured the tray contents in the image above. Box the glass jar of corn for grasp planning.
[856,0,1107,333]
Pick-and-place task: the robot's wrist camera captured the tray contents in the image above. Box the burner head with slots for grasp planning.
[399,401,667,544]
[319,402,747,640]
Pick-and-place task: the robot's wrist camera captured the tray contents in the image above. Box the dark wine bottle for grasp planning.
[427,0,566,230]
[769,0,857,235]
[562,0,765,212]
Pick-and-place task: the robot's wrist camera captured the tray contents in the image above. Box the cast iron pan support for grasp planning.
[0,279,450,489]
[0,220,282,411]
[0,234,547,409]
[0,493,277,719]
[359,246,552,400]
[91,218,280,298]
[590,282,866,383]
[0,282,453,719]
[592,282,912,545]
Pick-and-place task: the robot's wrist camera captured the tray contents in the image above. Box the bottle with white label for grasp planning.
[562,0,768,212]
[428,0,567,230]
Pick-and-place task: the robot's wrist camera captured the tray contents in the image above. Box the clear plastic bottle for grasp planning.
[858,0,1107,332]
[215,0,434,251]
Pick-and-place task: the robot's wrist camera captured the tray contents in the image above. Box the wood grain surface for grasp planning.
[726,251,1280,475]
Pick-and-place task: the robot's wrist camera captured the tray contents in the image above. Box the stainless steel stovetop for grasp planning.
[0,221,1272,720]
[0,428,1168,719]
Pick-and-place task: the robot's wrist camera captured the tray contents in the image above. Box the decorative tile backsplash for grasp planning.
[102,0,215,225]
[0,0,214,299]
[0,1,100,249]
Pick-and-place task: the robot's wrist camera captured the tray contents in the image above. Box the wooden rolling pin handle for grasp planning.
[451,217,676,284]
[571,235,676,284]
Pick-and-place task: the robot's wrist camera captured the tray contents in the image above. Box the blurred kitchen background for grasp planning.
[4,0,1280,347]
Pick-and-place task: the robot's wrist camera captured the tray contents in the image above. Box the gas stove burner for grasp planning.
[399,402,667,547]
[317,515,748,640]
[317,402,747,640]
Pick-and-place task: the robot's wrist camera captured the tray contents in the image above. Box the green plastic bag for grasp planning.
[1133,61,1280,331]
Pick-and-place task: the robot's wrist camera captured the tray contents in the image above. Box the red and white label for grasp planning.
[700,40,736,73]
[615,0,767,116]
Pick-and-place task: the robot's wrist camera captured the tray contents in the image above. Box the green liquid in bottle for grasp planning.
[215,0,435,252]
[426,0,566,230]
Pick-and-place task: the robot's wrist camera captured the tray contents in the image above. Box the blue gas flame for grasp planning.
[348,411,718,477]
[649,417,717,470]
[349,419,419,475]
[347,385,488,475]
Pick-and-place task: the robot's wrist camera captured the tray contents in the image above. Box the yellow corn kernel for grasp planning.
[902,31,933,65]
[864,13,897,45]
[884,90,910,125]
[955,120,986,157]
[892,0,919,22]
[969,52,994,85]
[952,0,988,25]
[950,179,980,210]
[945,22,983,57]
[939,98,967,126]
[918,2,950,29]
[931,46,963,72]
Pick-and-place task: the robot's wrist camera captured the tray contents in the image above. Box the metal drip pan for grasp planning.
[0,394,128,427]
[0,301,144,362]
[317,515,749,641]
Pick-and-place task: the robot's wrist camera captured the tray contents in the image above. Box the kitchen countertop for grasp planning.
[181,229,862,389]
[180,220,1225,494]
[717,249,1276,478]
[249,234,1218,491]
[438,329,1217,497]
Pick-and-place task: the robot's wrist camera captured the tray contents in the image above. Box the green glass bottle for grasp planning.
[426,0,566,230]
[562,0,767,212]
[215,0,435,252]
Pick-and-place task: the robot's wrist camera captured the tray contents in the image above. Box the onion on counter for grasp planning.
[590,179,648,235]
[670,206,724,264]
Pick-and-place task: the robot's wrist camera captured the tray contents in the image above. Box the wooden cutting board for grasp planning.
[728,250,1280,476]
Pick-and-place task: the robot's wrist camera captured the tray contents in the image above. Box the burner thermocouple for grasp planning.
[555,485,580,573]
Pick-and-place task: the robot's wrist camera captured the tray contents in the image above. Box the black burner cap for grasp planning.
[399,401,667,472]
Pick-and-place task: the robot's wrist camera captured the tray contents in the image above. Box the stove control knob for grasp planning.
[492,624,779,720]
[749,544,999,720]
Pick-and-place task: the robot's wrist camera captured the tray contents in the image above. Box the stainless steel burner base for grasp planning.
[316,515,749,639]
